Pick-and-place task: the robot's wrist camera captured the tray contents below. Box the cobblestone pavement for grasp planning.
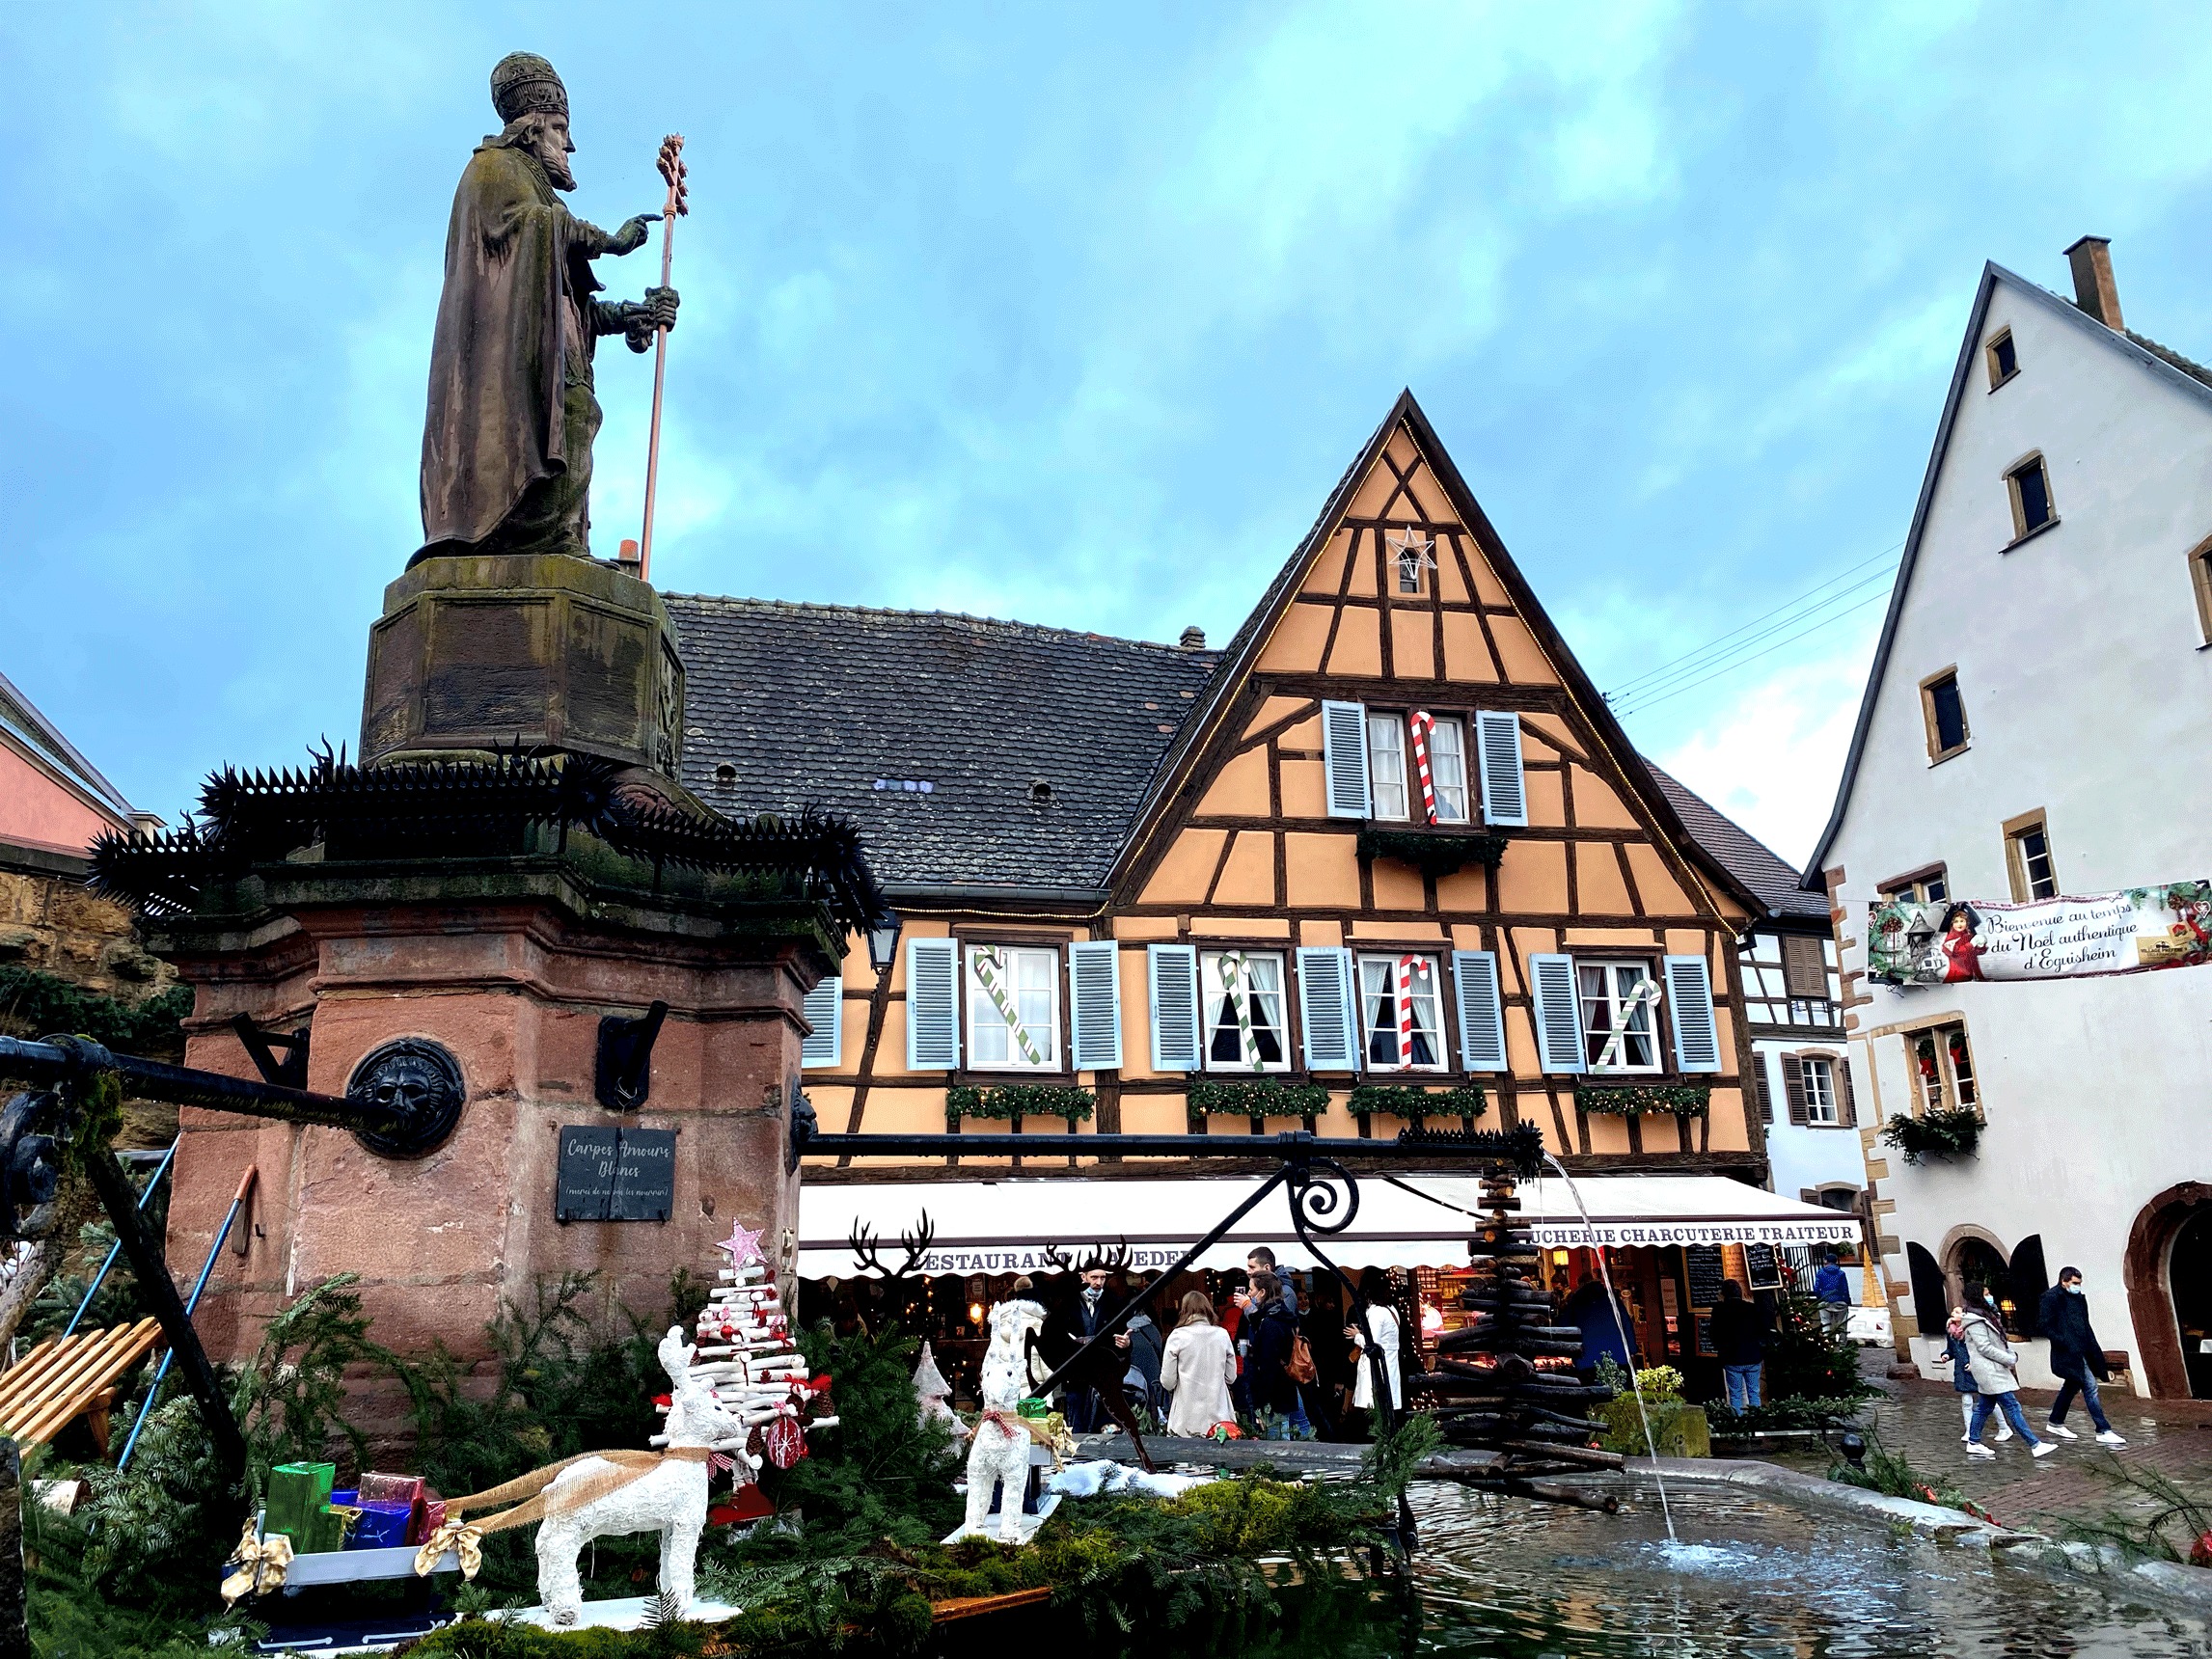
[1757,1373,2212,1539]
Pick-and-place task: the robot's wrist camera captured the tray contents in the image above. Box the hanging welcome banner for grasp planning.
[1868,881,2212,986]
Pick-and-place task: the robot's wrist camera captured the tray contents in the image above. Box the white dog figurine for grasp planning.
[959,1299,1048,1543]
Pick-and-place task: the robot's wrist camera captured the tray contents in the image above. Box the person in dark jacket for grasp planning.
[1045,1262,1120,1431]
[1246,1271,1313,1439]
[2038,1265,2127,1446]
[1562,1279,1639,1382]
[1708,1281,1771,1410]
[1119,1274,1168,1423]
[1813,1252,1852,1335]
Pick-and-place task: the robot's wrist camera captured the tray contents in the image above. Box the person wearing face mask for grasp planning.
[2037,1266,2127,1447]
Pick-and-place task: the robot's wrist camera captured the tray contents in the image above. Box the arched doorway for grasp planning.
[2174,1211,2212,1399]
[2124,1183,2212,1399]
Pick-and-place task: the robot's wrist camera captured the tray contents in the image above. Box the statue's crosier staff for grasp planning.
[638,134,689,578]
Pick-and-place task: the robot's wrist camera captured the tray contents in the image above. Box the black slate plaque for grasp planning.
[557,1126,676,1222]
[1745,1242,1783,1292]
[1685,1243,1727,1309]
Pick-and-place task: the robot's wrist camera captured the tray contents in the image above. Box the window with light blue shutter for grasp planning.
[1322,701,1372,819]
[1527,953,1585,1073]
[1297,946,1359,1071]
[1475,710,1527,828]
[1663,954,1723,1074]
[1068,941,1123,1071]
[905,938,960,1070]
[1148,944,1200,1071]
[1450,951,1507,1072]
[801,973,843,1069]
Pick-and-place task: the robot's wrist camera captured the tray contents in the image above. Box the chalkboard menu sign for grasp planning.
[1685,1244,1727,1309]
[1746,1242,1783,1292]
[557,1126,676,1222]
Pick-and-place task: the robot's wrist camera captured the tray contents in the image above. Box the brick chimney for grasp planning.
[2064,236,2123,332]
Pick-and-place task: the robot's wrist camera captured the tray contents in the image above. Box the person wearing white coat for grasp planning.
[1345,1267,1404,1425]
[1958,1292,2055,1459]
[1160,1291,1239,1437]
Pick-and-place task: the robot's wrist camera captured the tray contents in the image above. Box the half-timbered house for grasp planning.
[669,391,1858,1393]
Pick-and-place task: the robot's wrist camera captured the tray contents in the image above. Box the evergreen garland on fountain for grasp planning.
[1407,1168,1625,1509]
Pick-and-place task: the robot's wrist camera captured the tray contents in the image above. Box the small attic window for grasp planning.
[712,762,737,791]
[872,778,936,794]
[1986,328,2018,390]
[1029,779,1053,804]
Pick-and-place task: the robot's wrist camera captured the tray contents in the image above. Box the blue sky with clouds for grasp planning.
[6,2,2210,862]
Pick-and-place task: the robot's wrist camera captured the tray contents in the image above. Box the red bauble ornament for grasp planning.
[763,1415,806,1469]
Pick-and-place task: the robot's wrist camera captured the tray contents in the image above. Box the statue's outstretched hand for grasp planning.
[606,213,661,257]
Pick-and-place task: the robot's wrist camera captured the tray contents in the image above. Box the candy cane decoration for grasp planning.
[971,946,1045,1066]
[1396,956,1433,1065]
[1595,977,1662,1072]
[1214,950,1267,1073]
[1406,711,1438,825]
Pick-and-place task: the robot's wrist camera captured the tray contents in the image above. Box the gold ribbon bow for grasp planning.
[414,1517,485,1581]
[220,1520,294,1605]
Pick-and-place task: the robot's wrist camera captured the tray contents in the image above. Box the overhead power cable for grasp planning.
[1601,540,1902,718]
[1611,591,1891,720]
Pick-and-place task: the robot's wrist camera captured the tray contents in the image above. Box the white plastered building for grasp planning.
[1808,238,2212,1397]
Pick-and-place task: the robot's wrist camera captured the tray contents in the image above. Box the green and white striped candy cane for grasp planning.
[972,946,1046,1066]
[1215,950,1267,1073]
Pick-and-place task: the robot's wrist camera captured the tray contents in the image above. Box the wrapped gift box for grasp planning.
[264,1462,335,1544]
[358,1471,427,1541]
[346,1501,414,1550]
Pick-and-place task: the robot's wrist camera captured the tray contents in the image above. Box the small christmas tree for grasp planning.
[661,1218,837,1524]
[912,1341,968,1441]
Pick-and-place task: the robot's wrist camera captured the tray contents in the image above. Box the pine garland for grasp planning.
[945,1083,1095,1126]
[1879,1107,1981,1163]
[1344,1084,1487,1121]
[1186,1078,1330,1119]
[1574,1084,1710,1119]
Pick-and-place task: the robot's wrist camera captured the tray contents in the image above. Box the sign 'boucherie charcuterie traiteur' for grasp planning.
[1868,881,2211,987]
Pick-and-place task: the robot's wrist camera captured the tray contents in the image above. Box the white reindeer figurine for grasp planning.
[417,1326,751,1627]
[959,1299,1049,1543]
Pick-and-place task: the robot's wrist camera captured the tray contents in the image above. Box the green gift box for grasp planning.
[265,1462,336,1544]
[301,1504,352,1555]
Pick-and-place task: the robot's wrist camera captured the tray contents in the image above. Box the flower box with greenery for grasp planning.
[1184,1079,1331,1121]
[1352,827,1509,878]
[1574,1084,1709,1119]
[1344,1084,1487,1124]
[1880,1107,1980,1164]
[944,1083,1095,1131]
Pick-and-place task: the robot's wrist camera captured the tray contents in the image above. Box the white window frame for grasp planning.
[1801,1055,1840,1126]
[1367,714,1409,821]
[1577,959,1663,1074]
[1427,717,1469,823]
[963,943,1061,1073]
[1355,953,1448,1073]
[1198,950,1292,1072]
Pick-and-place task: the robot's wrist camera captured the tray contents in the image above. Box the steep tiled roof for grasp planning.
[1643,761,1829,922]
[663,597,1218,891]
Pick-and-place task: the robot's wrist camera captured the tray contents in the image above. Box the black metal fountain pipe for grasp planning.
[0,1035,405,1135]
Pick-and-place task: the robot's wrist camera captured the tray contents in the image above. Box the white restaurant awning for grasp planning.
[798,1174,1862,1280]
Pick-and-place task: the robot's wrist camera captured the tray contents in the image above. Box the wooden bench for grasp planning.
[0,1318,163,1454]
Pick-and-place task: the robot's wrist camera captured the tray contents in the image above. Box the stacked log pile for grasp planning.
[1408,1170,1623,1511]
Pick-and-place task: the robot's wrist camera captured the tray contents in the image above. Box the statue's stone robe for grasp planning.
[417,139,610,564]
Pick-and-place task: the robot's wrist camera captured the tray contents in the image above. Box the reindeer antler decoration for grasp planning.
[849,1210,937,1279]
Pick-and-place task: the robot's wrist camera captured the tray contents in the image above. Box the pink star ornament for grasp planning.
[715,1218,767,1269]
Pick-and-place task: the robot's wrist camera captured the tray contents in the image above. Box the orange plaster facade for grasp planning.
[800,398,1765,1183]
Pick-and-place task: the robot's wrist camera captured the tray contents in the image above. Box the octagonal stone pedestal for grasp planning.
[151,865,832,1448]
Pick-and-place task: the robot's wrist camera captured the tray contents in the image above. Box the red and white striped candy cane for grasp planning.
[1407,711,1438,824]
[1396,955,1430,1064]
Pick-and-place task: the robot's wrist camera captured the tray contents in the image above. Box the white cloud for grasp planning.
[1643,621,1882,867]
